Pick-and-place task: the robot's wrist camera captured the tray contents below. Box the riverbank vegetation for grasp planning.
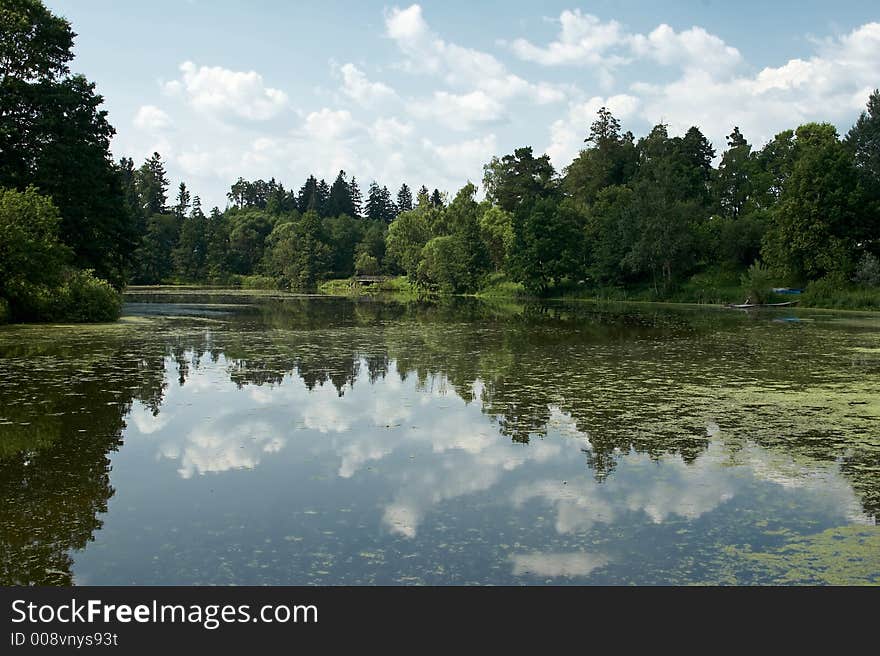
[2,1,880,323]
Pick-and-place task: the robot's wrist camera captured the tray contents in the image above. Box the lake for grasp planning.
[1,289,878,585]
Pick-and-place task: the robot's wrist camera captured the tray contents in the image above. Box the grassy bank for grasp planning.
[317,271,880,312]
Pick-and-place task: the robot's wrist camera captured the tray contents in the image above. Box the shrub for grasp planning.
[238,274,277,290]
[54,269,122,322]
[740,261,774,304]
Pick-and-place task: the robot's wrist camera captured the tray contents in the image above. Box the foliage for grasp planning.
[510,196,585,295]
[0,187,120,321]
[52,269,122,322]
[261,211,330,290]
[386,208,430,278]
[0,0,135,288]
[354,252,380,276]
[739,261,774,304]
[852,252,880,287]
[0,186,70,314]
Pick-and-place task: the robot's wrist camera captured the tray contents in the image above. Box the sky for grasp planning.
[46,0,880,209]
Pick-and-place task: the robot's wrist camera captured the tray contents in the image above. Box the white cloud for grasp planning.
[422,134,497,180]
[510,9,627,67]
[408,90,505,130]
[633,23,880,150]
[163,61,288,121]
[337,63,397,106]
[511,11,740,79]
[630,24,742,73]
[303,108,359,140]
[133,105,172,131]
[385,4,568,108]
[369,117,414,146]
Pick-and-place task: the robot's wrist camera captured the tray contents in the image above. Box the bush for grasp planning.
[238,274,277,290]
[53,269,122,322]
[740,261,774,304]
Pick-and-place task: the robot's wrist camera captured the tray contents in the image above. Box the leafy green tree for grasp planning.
[354,220,387,270]
[846,89,880,253]
[322,213,362,278]
[483,147,555,212]
[0,1,135,287]
[0,186,70,317]
[316,179,330,216]
[585,185,639,285]
[131,213,179,283]
[440,182,491,289]
[416,236,470,294]
[297,175,320,214]
[478,204,514,271]
[762,123,864,281]
[349,176,363,218]
[263,211,330,290]
[564,107,637,205]
[510,196,584,295]
[354,252,380,276]
[226,209,274,275]
[386,207,430,278]
[417,185,430,207]
[365,182,397,223]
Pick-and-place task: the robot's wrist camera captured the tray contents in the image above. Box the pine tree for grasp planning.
[328,170,355,217]
[297,176,319,213]
[316,179,330,216]
[380,186,397,223]
[349,177,363,218]
[365,182,383,221]
[136,152,169,217]
[430,188,444,208]
[396,183,413,213]
[175,182,191,218]
[417,185,430,208]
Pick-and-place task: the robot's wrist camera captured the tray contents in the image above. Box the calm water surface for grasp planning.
[1,290,878,585]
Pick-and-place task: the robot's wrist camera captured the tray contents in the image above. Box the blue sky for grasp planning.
[46,1,880,209]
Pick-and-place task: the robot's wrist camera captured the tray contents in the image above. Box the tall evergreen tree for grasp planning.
[380,185,397,223]
[316,179,330,216]
[136,152,169,216]
[175,182,191,218]
[430,188,445,208]
[396,183,413,213]
[349,176,363,218]
[365,182,384,222]
[297,175,319,213]
[327,170,355,217]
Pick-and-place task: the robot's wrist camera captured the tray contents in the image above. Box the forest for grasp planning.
[2,0,880,323]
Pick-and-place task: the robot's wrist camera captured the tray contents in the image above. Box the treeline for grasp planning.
[123,156,448,288]
[129,95,880,306]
